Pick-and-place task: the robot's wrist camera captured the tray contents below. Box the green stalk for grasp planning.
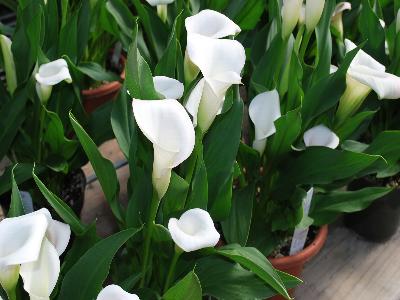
[6,289,16,300]
[37,105,46,163]
[299,29,312,62]
[163,247,183,293]
[139,190,161,287]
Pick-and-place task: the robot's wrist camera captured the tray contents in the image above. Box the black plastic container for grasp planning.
[344,178,400,242]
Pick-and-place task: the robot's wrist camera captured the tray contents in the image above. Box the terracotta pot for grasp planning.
[82,57,126,114]
[267,225,328,300]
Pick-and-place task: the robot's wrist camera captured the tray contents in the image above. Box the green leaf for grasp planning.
[76,62,120,83]
[106,0,136,38]
[310,187,393,225]
[364,131,400,164]
[125,20,161,100]
[163,271,202,300]
[162,172,189,220]
[58,228,142,300]
[69,112,122,221]
[7,165,24,217]
[301,45,361,127]
[111,84,136,158]
[59,12,78,62]
[155,12,182,78]
[196,256,298,300]
[76,0,91,61]
[267,108,302,163]
[226,0,265,30]
[221,184,254,246]
[33,168,86,235]
[215,245,291,299]
[186,148,208,210]
[204,86,243,220]
[335,111,376,140]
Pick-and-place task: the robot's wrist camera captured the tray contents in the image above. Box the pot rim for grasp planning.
[269,225,328,269]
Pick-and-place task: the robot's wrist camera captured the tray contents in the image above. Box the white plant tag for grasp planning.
[289,187,314,255]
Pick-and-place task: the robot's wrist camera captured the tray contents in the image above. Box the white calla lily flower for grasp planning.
[132,99,195,198]
[183,9,243,90]
[0,35,17,94]
[153,76,184,99]
[248,90,281,155]
[281,0,303,39]
[303,125,339,149]
[336,40,400,123]
[97,285,140,300]
[145,0,174,5]
[305,0,325,32]
[145,0,174,22]
[0,209,70,300]
[168,208,220,252]
[331,2,351,39]
[185,33,245,131]
[35,59,72,104]
[185,9,241,39]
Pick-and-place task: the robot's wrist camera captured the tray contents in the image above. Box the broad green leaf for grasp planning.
[162,172,189,221]
[33,168,86,235]
[69,112,122,221]
[7,165,24,217]
[59,12,78,62]
[106,0,136,38]
[221,184,254,246]
[196,256,299,300]
[76,0,91,61]
[111,84,136,158]
[335,111,376,140]
[310,187,393,225]
[215,245,291,299]
[364,131,400,164]
[76,62,120,83]
[204,86,243,220]
[58,228,141,300]
[163,271,202,300]
[267,109,302,163]
[125,20,161,100]
[226,0,265,30]
[155,12,182,78]
[186,148,208,210]
[301,45,361,128]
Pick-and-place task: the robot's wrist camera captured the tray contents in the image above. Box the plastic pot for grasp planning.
[344,187,400,242]
[267,225,328,300]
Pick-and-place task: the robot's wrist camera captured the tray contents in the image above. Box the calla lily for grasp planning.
[298,4,306,25]
[281,0,303,39]
[132,99,195,199]
[185,34,245,132]
[97,285,140,300]
[336,40,400,123]
[331,2,351,40]
[248,90,281,155]
[145,0,174,5]
[184,9,242,85]
[168,208,220,252]
[0,35,17,94]
[145,0,175,22]
[35,59,72,104]
[305,0,325,32]
[153,76,184,99]
[303,125,339,149]
[0,209,70,300]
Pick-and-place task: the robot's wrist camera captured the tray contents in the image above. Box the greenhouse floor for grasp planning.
[82,139,400,300]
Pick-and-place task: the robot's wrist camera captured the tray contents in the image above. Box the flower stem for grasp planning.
[299,29,312,62]
[139,190,161,287]
[163,247,182,293]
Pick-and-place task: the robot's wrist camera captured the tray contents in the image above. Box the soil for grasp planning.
[270,226,318,258]
[350,174,400,190]
[60,169,86,216]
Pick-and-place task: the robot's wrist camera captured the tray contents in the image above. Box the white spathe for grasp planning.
[132,99,195,199]
[0,209,70,299]
[185,9,241,39]
[331,2,351,39]
[97,285,140,300]
[185,33,245,131]
[0,35,17,94]
[35,59,72,104]
[153,76,184,99]
[303,125,339,149]
[145,0,174,6]
[168,208,220,252]
[281,0,303,39]
[305,0,325,32]
[345,39,400,99]
[248,90,281,155]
